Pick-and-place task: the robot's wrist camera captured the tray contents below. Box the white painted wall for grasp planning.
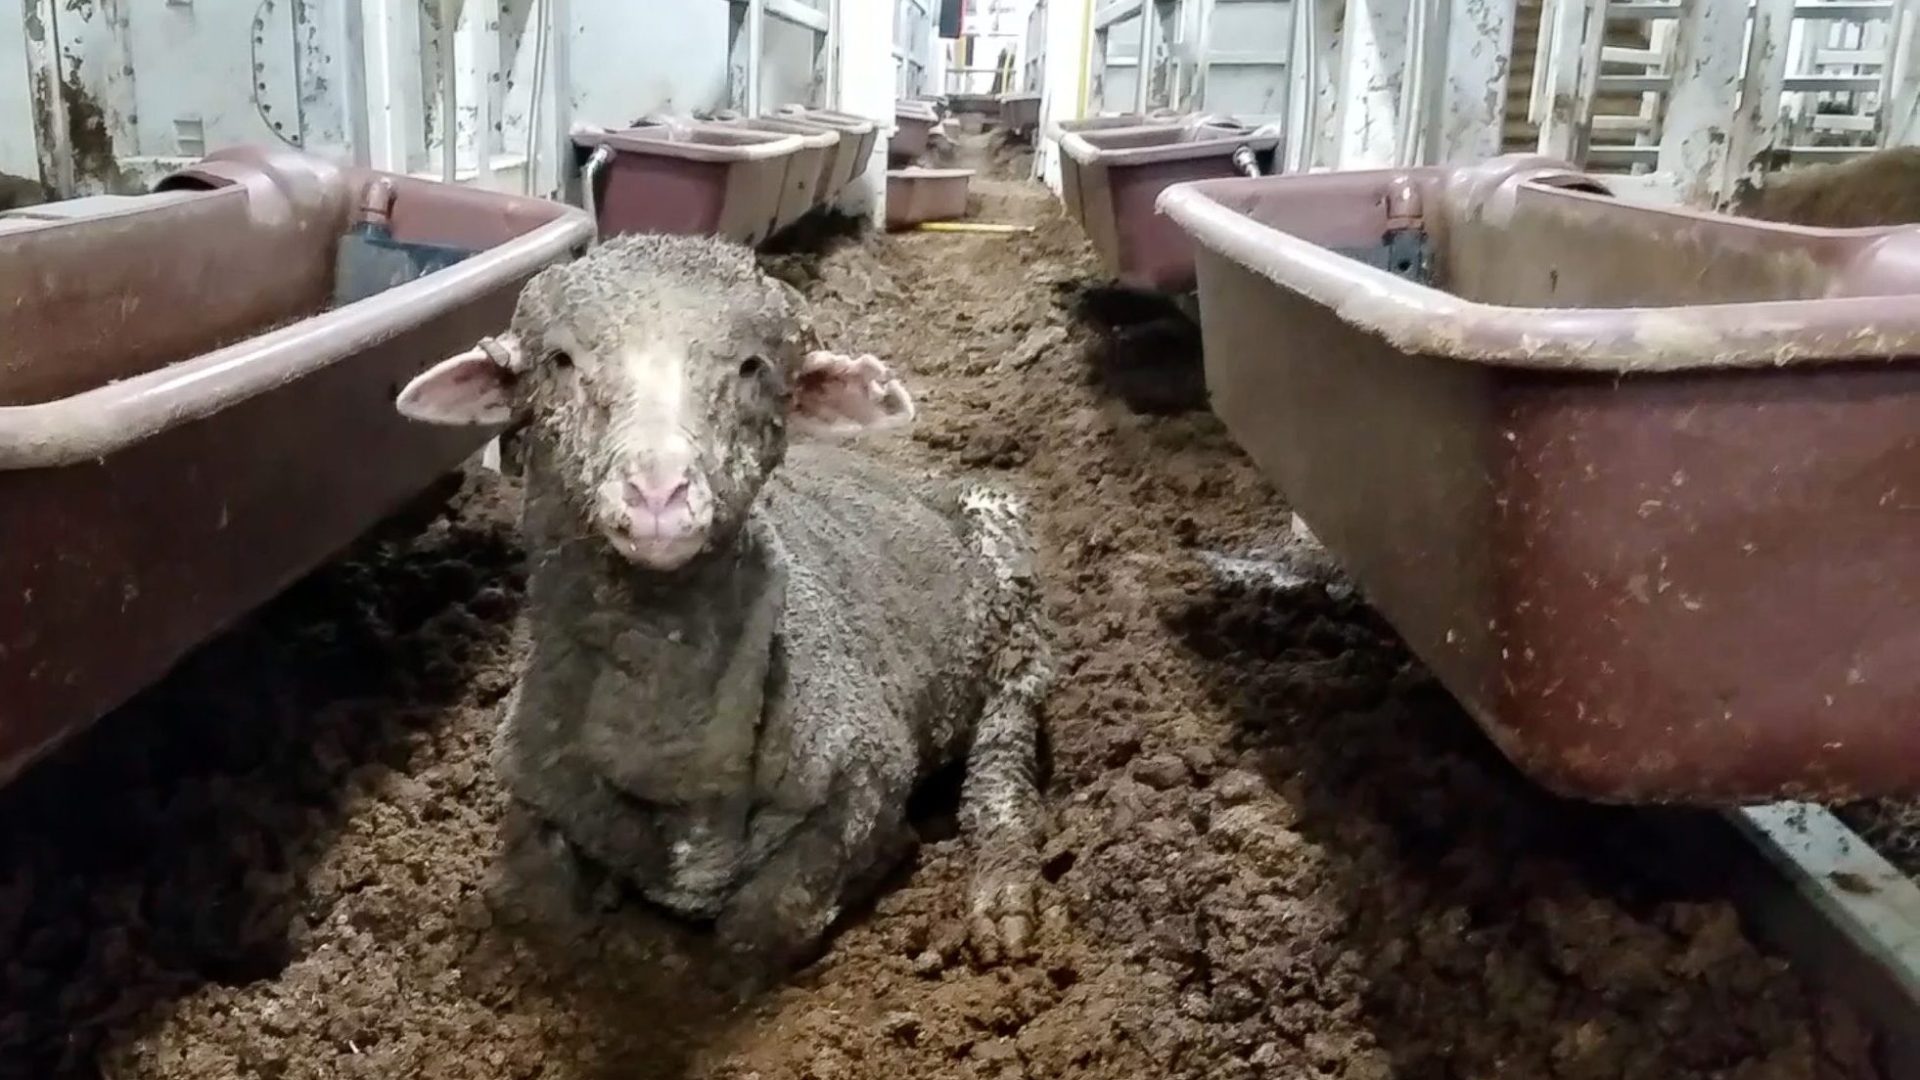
[0,13,35,178]
[568,0,730,127]
[1034,0,1090,193]
[1,0,827,197]
[895,0,936,96]
[1203,0,1293,120]
[844,0,895,221]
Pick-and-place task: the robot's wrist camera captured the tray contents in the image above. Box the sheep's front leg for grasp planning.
[960,651,1050,964]
[490,799,617,939]
[958,483,1056,964]
[714,769,910,990]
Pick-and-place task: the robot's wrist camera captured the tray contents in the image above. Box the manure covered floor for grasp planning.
[0,137,1891,1079]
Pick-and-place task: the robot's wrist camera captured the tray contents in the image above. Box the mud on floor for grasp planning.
[0,139,1893,1079]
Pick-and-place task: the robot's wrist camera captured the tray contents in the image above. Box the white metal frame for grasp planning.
[1088,0,1300,123]
[1526,0,1916,205]
[1024,0,1049,92]
[895,0,937,97]
[729,0,835,114]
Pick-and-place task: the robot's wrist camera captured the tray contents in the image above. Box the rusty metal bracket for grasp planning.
[1332,226,1434,285]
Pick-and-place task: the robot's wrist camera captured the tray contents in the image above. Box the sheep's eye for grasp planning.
[738,355,768,380]
[549,350,573,370]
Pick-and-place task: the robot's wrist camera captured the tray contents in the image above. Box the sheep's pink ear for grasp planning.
[790,351,916,438]
[396,337,522,426]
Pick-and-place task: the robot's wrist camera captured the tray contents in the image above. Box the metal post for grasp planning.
[1286,0,1318,171]
[1655,0,1749,205]
[439,0,458,181]
[471,0,496,188]
[1332,0,1414,169]
[550,0,572,198]
[1569,0,1608,164]
[24,0,74,196]
[1728,0,1795,194]
[1091,23,1109,109]
[343,0,374,166]
[748,0,766,113]
[1395,0,1429,166]
[1132,7,1154,113]
[1888,2,1920,144]
[1151,0,1177,111]
[1192,0,1213,111]
[1877,0,1913,145]
[1432,0,1515,163]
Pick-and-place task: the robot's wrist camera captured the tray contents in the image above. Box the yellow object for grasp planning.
[913,222,1035,234]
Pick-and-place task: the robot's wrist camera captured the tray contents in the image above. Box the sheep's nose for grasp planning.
[623,475,691,514]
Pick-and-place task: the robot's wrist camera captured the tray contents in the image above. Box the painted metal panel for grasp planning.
[120,0,305,158]
[1202,0,1293,119]
[762,14,826,108]
[569,0,729,125]
[1096,12,1143,111]
[0,17,37,178]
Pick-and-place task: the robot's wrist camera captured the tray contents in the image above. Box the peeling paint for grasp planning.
[60,64,134,193]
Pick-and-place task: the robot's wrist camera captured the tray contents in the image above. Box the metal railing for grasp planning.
[1526,0,1918,204]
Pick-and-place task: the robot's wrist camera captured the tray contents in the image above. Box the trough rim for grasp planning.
[0,210,592,470]
[1158,156,1920,375]
[1061,125,1281,167]
[572,124,805,163]
[774,105,880,136]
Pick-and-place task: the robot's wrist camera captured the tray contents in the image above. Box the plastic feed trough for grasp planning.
[891,101,942,162]
[1047,112,1190,234]
[999,93,1043,134]
[723,115,841,230]
[1159,153,1920,804]
[775,106,880,196]
[886,168,973,230]
[575,123,801,245]
[949,92,1001,117]
[0,145,592,787]
[1060,120,1279,291]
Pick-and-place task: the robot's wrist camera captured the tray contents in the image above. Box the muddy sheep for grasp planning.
[392,233,1052,983]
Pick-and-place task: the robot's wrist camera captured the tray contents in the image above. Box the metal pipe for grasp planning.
[1231,143,1260,175]
[438,0,458,182]
[524,0,548,195]
[1286,0,1318,172]
[1396,0,1428,167]
[550,0,573,198]
[580,143,613,243]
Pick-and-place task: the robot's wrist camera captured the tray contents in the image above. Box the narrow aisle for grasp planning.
[24,134,1881,1080]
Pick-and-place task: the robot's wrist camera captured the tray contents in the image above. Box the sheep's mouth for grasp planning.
[603,523,708,571]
